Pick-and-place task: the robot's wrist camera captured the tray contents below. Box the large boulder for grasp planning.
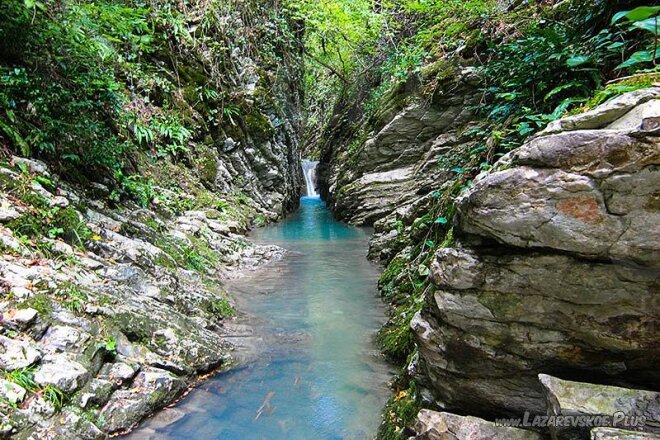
[0,335,41,370]
[410,409,543,440]
[99,368,187,434]
[539,374,659,440]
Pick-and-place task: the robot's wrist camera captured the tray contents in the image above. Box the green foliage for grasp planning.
[611,6,660,69]
[206,298,236,318]
[154,236,218,273]
[54,283,88,314]
[3,367,67,410]
[379,381,421,440]
[111,170,154,208]
[20,294,53,316]
[0,0,131,171]
[253,214,268,227]
[377,254,429,361]
[285,0,382,138]
[222,105,241,125]
[481,2,659,149]
[98,336,118,357]
[1,0,298,192]
[6,205,91,249]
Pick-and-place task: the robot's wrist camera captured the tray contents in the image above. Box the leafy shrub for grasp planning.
[481,2,659,146]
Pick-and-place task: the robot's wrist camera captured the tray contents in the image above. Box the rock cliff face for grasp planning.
[170,0,304,218]
[414,89,659,418]
[322,81,659,438]
[319,65,480,226]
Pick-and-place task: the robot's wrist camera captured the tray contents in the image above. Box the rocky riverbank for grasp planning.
[0,155,290,439]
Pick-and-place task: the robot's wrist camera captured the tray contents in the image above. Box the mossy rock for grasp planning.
[197,150,218,186]
[242,111,275,143]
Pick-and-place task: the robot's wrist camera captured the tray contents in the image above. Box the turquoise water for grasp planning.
[129,196,393,439]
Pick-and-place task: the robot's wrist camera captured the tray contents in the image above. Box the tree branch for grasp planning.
[303,49,350,85]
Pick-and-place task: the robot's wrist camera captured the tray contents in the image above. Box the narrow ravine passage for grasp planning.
[129,195,393,439]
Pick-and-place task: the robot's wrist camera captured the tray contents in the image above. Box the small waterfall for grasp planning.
[301,159,319,197]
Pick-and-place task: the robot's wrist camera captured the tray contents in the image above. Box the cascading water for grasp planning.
[302,159,319,197]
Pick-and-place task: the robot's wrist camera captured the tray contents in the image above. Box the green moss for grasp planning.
[243,111,274,142]
[20,294,53,317]
[253,214,267,227]
[154,253,177,269]
[198,150,218,185]
[376,301,421,362]
[154,235,219,273]
[379,256,408,293]
[108,312,152,345]
[378,381,422,440]
[54,207,91,247]
[581,72,660,113]
[5,205,90,249]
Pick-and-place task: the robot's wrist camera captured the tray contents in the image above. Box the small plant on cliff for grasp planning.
[41,384,65,410]
[3,367,38,393]
[54,283,88,315]
[207,298,236,319]
[98,336,118,357]
[379,381,421,440]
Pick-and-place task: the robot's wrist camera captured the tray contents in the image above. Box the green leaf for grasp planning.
[418,264,430,277]
[425,240,434,247]
[632,17,659,34]
[434,217,448,225]
[616,49,660,69]
[566,56,591,67]
[612,6,660,24]
[0,118,30,156]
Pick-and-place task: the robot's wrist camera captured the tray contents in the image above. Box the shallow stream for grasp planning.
[129,196,393,439]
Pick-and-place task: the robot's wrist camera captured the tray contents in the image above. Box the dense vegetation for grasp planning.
[294,0,659,151]
[0,0,300,204]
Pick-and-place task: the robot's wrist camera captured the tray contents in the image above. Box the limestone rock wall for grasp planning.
[413,89,659,419]
[319,66,481,226]
[178,0,304,218]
